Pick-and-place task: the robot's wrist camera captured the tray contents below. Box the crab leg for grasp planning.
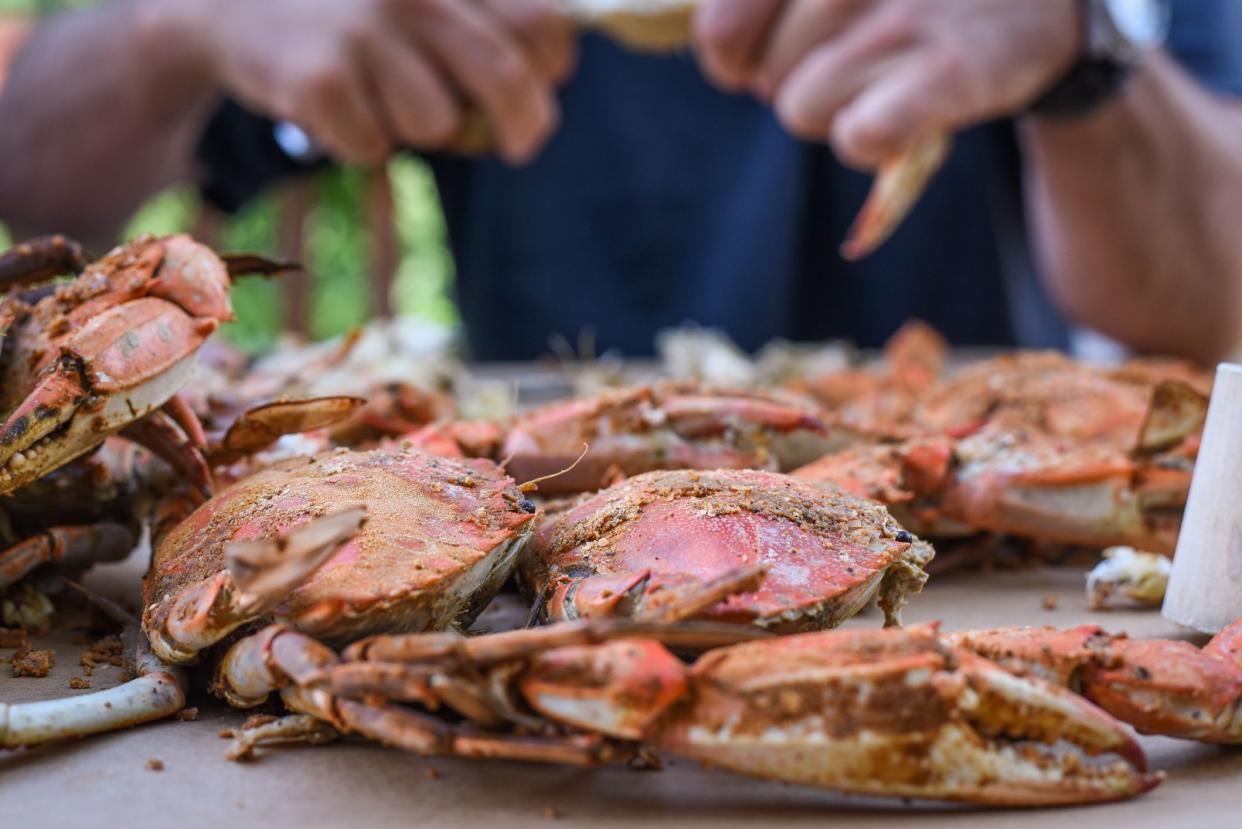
[225,714,339,762]
[214,624,622,764]
[161,394,208,449]
[144,507,367,663]
[0,523,136,590]
[0,628,186,749]
[342,619,766,666]
[120,410,213,498]
[950,619,1242,743]
[841,134,952,260]
[292,689,619,766]
[0,234,85,289]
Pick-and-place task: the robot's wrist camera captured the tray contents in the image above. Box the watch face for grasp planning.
[1104,0,1172,48]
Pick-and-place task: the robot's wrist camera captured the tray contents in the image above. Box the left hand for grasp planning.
[694,0,1081,169]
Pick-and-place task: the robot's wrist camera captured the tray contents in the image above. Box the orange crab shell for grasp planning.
[143,450,537,644]
[522,469,931,631]
[499,384,836,496]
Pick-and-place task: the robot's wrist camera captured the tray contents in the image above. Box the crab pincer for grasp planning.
[951,618,1242,743]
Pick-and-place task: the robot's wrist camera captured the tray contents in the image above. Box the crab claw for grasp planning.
[655,626,1157,805]
[953,621,1242,744]
[0,297,214,494]
[841,134,952,261]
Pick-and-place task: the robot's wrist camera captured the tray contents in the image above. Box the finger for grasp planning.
[772,27,907,145]
[298,62,393,164]
[694,0,785,91]
[479,0,578,84]
[404,0,558,163]
[831,54,968,169]
[751,0,873,101]
[363,34,462,149]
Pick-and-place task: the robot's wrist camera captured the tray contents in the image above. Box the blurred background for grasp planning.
[0,0,459,354]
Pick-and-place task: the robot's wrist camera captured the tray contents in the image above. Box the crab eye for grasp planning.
[896,530,913,543]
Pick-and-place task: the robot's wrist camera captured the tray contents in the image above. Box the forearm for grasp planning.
[0,0,216,246]
[1022,53,1242,363]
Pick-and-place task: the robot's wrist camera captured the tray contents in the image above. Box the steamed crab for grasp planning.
[0,394,364,624]
[0,233,291,616]
[185,619,1161,806]
[522,468,933,630]
[0,447,538,747]
[411,383,837,496]
[0,233,291,493]
[796,352,1209,552]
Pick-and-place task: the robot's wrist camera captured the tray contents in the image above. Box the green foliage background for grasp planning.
[0,0,458,354]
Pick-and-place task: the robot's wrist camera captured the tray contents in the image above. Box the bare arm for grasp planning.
[0,1,215,246]
[696,0,1242,362]
[0,0,575,247]
[1023,55,1242,364]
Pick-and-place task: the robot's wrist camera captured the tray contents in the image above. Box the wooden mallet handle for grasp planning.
[1163,364,1242,632]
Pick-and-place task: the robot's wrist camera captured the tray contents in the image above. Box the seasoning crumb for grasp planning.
[12,647,54,677]
[145,759,165,772]
[425,767,440,781]
[80,634,124,674]
[1042,596,1059,611]
[0,627,28,649]
[219,729,235,739]
[542,806,561,820]
[69,676,92,689]
[176,707,199,722]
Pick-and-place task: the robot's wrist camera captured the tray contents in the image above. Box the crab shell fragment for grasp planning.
[143,449,537,656]
[522,468,933,630]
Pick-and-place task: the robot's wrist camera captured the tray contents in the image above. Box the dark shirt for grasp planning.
[198,1,1242,360]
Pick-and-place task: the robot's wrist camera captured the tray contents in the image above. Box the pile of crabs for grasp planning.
[0,234,1237,809]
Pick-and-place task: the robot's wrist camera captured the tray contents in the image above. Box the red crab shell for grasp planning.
[143,449,536,644]
[521,468,933,631]
[498,383,836,495]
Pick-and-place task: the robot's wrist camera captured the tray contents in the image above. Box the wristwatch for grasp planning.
[1030,0,1172,118]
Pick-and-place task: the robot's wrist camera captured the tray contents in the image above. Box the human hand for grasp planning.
[188,0,576,164]
[695,0,1080,169]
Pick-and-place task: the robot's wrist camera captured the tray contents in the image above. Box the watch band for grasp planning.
[1028,57,1130,119]
[1028,0,1163,120]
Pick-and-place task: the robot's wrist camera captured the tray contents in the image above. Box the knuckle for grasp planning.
[928,52,968,91]
[834,115,894,167]
[301,64,348,104]
[775,97,824,142]
[489,50,533,95]
[417,104,463,145]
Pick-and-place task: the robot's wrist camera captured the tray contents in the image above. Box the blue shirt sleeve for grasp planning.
[1167,0,1242,95]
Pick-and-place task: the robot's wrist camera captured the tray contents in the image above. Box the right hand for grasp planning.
[185,0,577,164]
